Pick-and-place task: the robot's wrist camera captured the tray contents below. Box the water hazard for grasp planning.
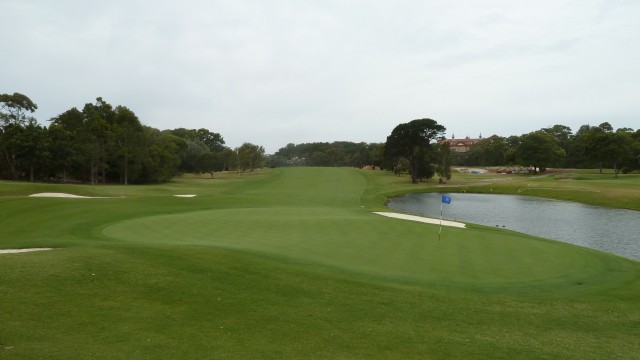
[387,193,640,261]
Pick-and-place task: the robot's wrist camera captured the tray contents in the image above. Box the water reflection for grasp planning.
[387,193,640,261]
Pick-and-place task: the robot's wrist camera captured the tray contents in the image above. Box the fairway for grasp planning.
[1,167,639,359]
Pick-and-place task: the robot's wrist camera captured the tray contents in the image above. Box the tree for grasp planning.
[196,151,223,178]
[384,118,446,183]
[181,140,210,173]
[392,157,410,176]
[1,95,221,184]
[0,123,25,179]
[271,141,386,168]
[237,143,265,173]
[598,122,613,132]
[16,120,51,181]
[138,127,183,182]
[436,141,452,183]
[49,108,84,181]
[219,147,237,171]
[465,135,511,166]
[0,93,38,179]
[166,128,227,173]
[566,124,594,168]
[111,106,144,184]
[415,159,436,181]
[516,131,565,174]
[50,98,146,184]
[585,129,634,177]
[0,93,37,126]
[80,99,114,184]
[195,128,225,153]
[368,143,385,168]
[542,125,573,150]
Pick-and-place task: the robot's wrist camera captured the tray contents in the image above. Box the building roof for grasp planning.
[438,137,480,152]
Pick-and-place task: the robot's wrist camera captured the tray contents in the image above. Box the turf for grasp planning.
[386,168,640,211]
[1,168,639,359]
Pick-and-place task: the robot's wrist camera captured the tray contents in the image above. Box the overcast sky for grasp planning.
[2,0,639,153]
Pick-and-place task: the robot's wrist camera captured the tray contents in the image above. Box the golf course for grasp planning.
[1,167,639,359]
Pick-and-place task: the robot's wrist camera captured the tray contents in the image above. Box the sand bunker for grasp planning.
[374,212,466,228]
[29,193,110,199]
[174,194,197,197]
[0,248,53,254]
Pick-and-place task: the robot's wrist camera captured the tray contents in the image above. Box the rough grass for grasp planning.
[1,168,639,359]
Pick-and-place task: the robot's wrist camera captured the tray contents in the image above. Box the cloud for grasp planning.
[2,0,639,152]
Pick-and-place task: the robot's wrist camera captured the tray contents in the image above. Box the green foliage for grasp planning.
[237,142,265,172]
[0,92,38,126]
[138,127,183,182]
[196,151,223,177]
[165,128,226,153]
[0,93,251,183]
[273,141,384,168]
[455,123,640,174]
[165,128,230,175]
[15,120,51,181]
[384,118,446,183]
[436,142,452,182]
[516,131,566,173]
[0,93,40,179]
[585,128,635,176]
[541,124,573,154]
[111,106,144,184]
[463,135,512,166]
[3,90,639,184]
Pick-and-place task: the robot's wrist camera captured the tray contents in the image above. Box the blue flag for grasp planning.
[442,195,452,204]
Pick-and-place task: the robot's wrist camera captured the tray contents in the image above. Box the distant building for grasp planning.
[438,136,480,153]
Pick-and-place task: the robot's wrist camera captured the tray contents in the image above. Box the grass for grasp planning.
[370,168,640,211]
[0,168,639,359]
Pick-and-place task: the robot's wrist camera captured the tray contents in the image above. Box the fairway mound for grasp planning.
[29,193,111,199]
[174,194,197,197]
[374,212,466,228]
[0,248,53,254]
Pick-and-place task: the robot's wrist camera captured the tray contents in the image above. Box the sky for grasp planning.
[2,0,639,153]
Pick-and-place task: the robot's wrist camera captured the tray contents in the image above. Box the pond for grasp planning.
[387,193,640,261]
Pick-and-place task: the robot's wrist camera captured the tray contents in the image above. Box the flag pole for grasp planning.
[439,200,443,241]
[439,194,451,240]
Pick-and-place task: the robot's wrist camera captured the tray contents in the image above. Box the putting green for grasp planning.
[102,168,608,289]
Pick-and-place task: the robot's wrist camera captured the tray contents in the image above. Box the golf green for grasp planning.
[100,167,632,290]
[1,167,638,359]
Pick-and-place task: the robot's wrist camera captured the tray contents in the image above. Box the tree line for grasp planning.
[269,119,452,184]
[457,123,640,176]
[0,93,265,183]
[268,141,385,168]
[3,91,638,184]
[272,119,640,183]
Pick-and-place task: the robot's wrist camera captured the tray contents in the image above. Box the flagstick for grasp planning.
[439,200,443,241]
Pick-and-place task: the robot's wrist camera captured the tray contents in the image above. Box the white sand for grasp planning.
[29,193,110,199]
[374,212,466,228]
[453,167,488,174]
[174,194,197,197]
[0,248,53,254]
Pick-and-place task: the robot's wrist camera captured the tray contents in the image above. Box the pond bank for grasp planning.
[388,192,640,261]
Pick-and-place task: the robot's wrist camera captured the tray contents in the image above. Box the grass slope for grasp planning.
[1,168,639,359]
[378,169,640,211]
